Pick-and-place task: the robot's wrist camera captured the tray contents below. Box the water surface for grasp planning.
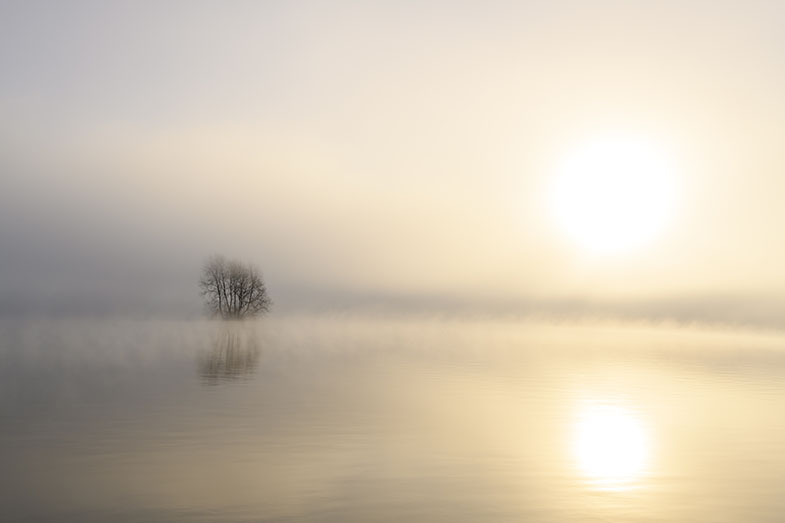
[2,316,785,522]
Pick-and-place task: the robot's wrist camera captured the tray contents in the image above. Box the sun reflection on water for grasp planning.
[572,401,651,491]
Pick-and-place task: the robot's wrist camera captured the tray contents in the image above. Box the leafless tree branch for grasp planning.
[199,255,272,319]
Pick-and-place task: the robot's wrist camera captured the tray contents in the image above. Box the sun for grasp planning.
[550,134,676,254]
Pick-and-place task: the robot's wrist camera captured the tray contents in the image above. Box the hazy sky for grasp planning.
[2,1,785,323]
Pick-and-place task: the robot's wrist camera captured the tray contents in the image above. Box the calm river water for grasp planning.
[2,316,785,522]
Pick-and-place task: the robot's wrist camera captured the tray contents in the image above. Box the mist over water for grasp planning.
[4,1,785,324]
[3,2,785,521]
[3,316,785,522]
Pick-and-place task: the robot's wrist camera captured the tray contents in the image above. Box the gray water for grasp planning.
[2,316,785,522]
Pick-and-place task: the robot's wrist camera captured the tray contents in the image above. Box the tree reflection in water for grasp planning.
[198,327,260,385]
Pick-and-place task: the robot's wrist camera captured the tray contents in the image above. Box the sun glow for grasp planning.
[573,402,651,490]
[551,135,676,254]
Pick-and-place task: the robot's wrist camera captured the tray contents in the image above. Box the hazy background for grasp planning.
[2,1,785,325]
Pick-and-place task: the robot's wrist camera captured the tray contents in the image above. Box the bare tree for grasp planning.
[199,255,272,319]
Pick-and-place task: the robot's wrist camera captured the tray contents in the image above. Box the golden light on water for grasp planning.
[572,402,651,490]
[551,135,677,254]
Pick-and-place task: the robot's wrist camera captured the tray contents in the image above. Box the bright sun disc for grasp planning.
[551,135,676,254]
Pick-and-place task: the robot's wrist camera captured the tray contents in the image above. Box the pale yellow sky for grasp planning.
[1,1,784,319]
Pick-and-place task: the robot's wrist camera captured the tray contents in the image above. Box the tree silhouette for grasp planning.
[199,255,271,319]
